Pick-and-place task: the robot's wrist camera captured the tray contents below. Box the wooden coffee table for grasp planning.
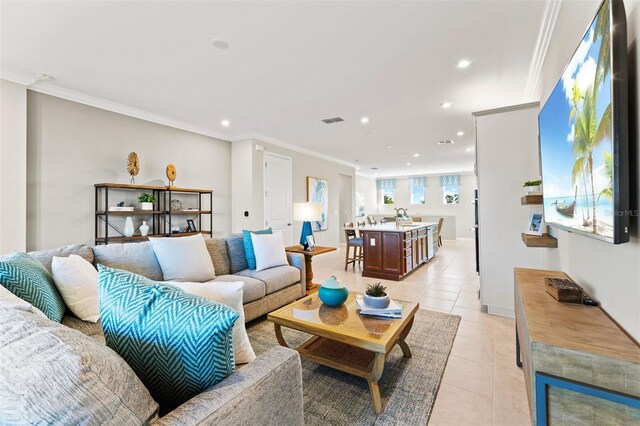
[267,292,419,414]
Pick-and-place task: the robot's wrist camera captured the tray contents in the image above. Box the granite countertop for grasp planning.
[345,222,437,233]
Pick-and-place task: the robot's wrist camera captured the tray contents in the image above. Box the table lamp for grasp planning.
[294,202,322,249]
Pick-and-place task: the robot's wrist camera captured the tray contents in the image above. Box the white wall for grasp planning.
[231,139,356,247]
[536,0,640,340]
[355,174,377,217]
[475,104,544,317]
[26,92,232,250]
[373,174,476,239]
[0,79,27,253]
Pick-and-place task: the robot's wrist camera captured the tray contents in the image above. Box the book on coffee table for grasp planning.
[356,298,403,318]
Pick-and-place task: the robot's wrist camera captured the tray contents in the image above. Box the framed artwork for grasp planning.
[307,176,328,231]
[186,219,197,232]
[306,235,316,250]
[525,212,544,236]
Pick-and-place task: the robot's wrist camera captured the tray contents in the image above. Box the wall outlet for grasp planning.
[370,238,376,246]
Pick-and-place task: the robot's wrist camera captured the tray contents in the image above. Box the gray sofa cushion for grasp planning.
[205,238,230,276]
[62,315,105,344]
[28,244,94,274]
[237,266,300,295]
[93,242,163,281]
[0,297,159,425]
[213,275,266,304]
[223,234,248,273]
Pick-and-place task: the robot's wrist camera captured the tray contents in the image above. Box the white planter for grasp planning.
[140,202,154,211]
[526,185,541,193]
[364,293,391,309]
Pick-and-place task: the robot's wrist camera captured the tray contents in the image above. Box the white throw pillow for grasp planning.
[167,280,256,364]
[250,232,289,272]
[51,254,99,322]
[148,234,216,282]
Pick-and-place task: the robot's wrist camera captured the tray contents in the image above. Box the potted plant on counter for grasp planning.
[364,282,390,309]
[523,179,542,194]
[138,193,156,211]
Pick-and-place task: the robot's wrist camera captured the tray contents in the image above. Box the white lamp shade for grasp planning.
[293,202,322,222]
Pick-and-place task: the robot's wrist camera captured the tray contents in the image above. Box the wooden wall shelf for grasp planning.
[521,194,543,205]
[521,233,557,248]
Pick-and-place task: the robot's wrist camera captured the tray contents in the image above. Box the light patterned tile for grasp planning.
[429,383,494,425]
[423,289,459,301]
[443,355,494,398]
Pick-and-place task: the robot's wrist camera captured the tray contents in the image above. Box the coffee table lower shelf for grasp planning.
[273,319,414,414]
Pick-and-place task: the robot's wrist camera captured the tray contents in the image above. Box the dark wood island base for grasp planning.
[359,222,438,281]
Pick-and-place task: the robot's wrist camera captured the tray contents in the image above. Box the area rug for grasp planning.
[246,309,460,425]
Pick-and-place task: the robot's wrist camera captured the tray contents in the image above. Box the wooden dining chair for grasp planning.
[436,217,445,247]
[344,222,363,270]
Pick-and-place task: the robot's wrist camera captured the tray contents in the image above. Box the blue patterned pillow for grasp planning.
[97,265,239,407]
[242,228,272,269]
[0,252,66,322]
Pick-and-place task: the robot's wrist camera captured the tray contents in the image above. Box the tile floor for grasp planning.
[312,240,532,426]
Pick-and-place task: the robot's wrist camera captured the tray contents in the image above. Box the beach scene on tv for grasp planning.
[539,0,613,239]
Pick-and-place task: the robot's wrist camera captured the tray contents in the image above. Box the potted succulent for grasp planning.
[138,193,156,211]
[523,179,542,193]
[364,282,390,309]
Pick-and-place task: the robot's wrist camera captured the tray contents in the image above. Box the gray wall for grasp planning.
[537,0,640,340]
[0,79,27,252]
[26,92,232,250]
[231,139,355,247]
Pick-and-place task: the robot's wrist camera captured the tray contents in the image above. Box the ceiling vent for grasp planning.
[321,117,344,124]
[371,167,379,170]
[438,140,454,145]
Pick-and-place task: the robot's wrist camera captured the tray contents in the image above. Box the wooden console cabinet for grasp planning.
[361,222,437,281]
[514,268,640,425]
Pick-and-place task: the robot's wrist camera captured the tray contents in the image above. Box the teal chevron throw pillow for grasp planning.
[242,227,272,269]
[97,265,239,408]
[0,252,66,322]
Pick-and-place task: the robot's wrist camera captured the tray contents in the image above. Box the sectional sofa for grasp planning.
[2,234,306,425]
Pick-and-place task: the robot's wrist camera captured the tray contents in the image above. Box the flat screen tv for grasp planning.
[538,0,629,244]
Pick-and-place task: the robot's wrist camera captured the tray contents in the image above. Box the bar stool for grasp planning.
[344,222,363,270]
[367,216,377,225]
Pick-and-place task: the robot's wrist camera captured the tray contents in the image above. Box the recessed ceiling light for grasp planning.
[406,162,411,166]
[466,147,473,152]
[456,59,472,69]
[356,167,361,170]
[386,145,392,149]
[413,153,419,158]
[221,119,230,127]
[441,102,452,108]
[457,131,464,136]
[360,116,370,124]
[211,39,229,49]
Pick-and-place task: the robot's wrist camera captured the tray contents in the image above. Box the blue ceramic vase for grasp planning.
[318,276,349,307]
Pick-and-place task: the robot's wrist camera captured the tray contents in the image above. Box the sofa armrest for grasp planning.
[286,252,306,296]
[153,347,303,426]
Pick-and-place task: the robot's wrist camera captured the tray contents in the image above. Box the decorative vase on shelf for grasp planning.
[318,276,349,307]
[139,221,149,237]
[123,217,135,237]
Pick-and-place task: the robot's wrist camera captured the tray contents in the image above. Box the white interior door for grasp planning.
[264,152,293,245]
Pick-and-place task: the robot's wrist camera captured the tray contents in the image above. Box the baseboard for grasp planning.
[456,237,475,241]
[487,305,515,318]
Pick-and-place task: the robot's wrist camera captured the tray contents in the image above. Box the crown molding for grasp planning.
[525,0,563,98]
[228,131,358,169]
[1,70,358,171]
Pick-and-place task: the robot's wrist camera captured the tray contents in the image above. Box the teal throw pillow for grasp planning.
[0,252,66,322]
[97,265,239,408]
[242,228,272,269]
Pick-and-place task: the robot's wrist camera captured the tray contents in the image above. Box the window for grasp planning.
[382,189,395,204]
[355,191,365,217]
[410,187,425,204]
[443,185,460,204]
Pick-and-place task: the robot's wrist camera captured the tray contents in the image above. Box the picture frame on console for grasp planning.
[186,219,197,232]
[306,235,316,250]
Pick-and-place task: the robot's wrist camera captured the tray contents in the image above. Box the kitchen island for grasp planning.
[354,222,438,281]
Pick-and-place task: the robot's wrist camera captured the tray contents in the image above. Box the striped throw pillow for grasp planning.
[97,265,239,408]
[0,252,66,322]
